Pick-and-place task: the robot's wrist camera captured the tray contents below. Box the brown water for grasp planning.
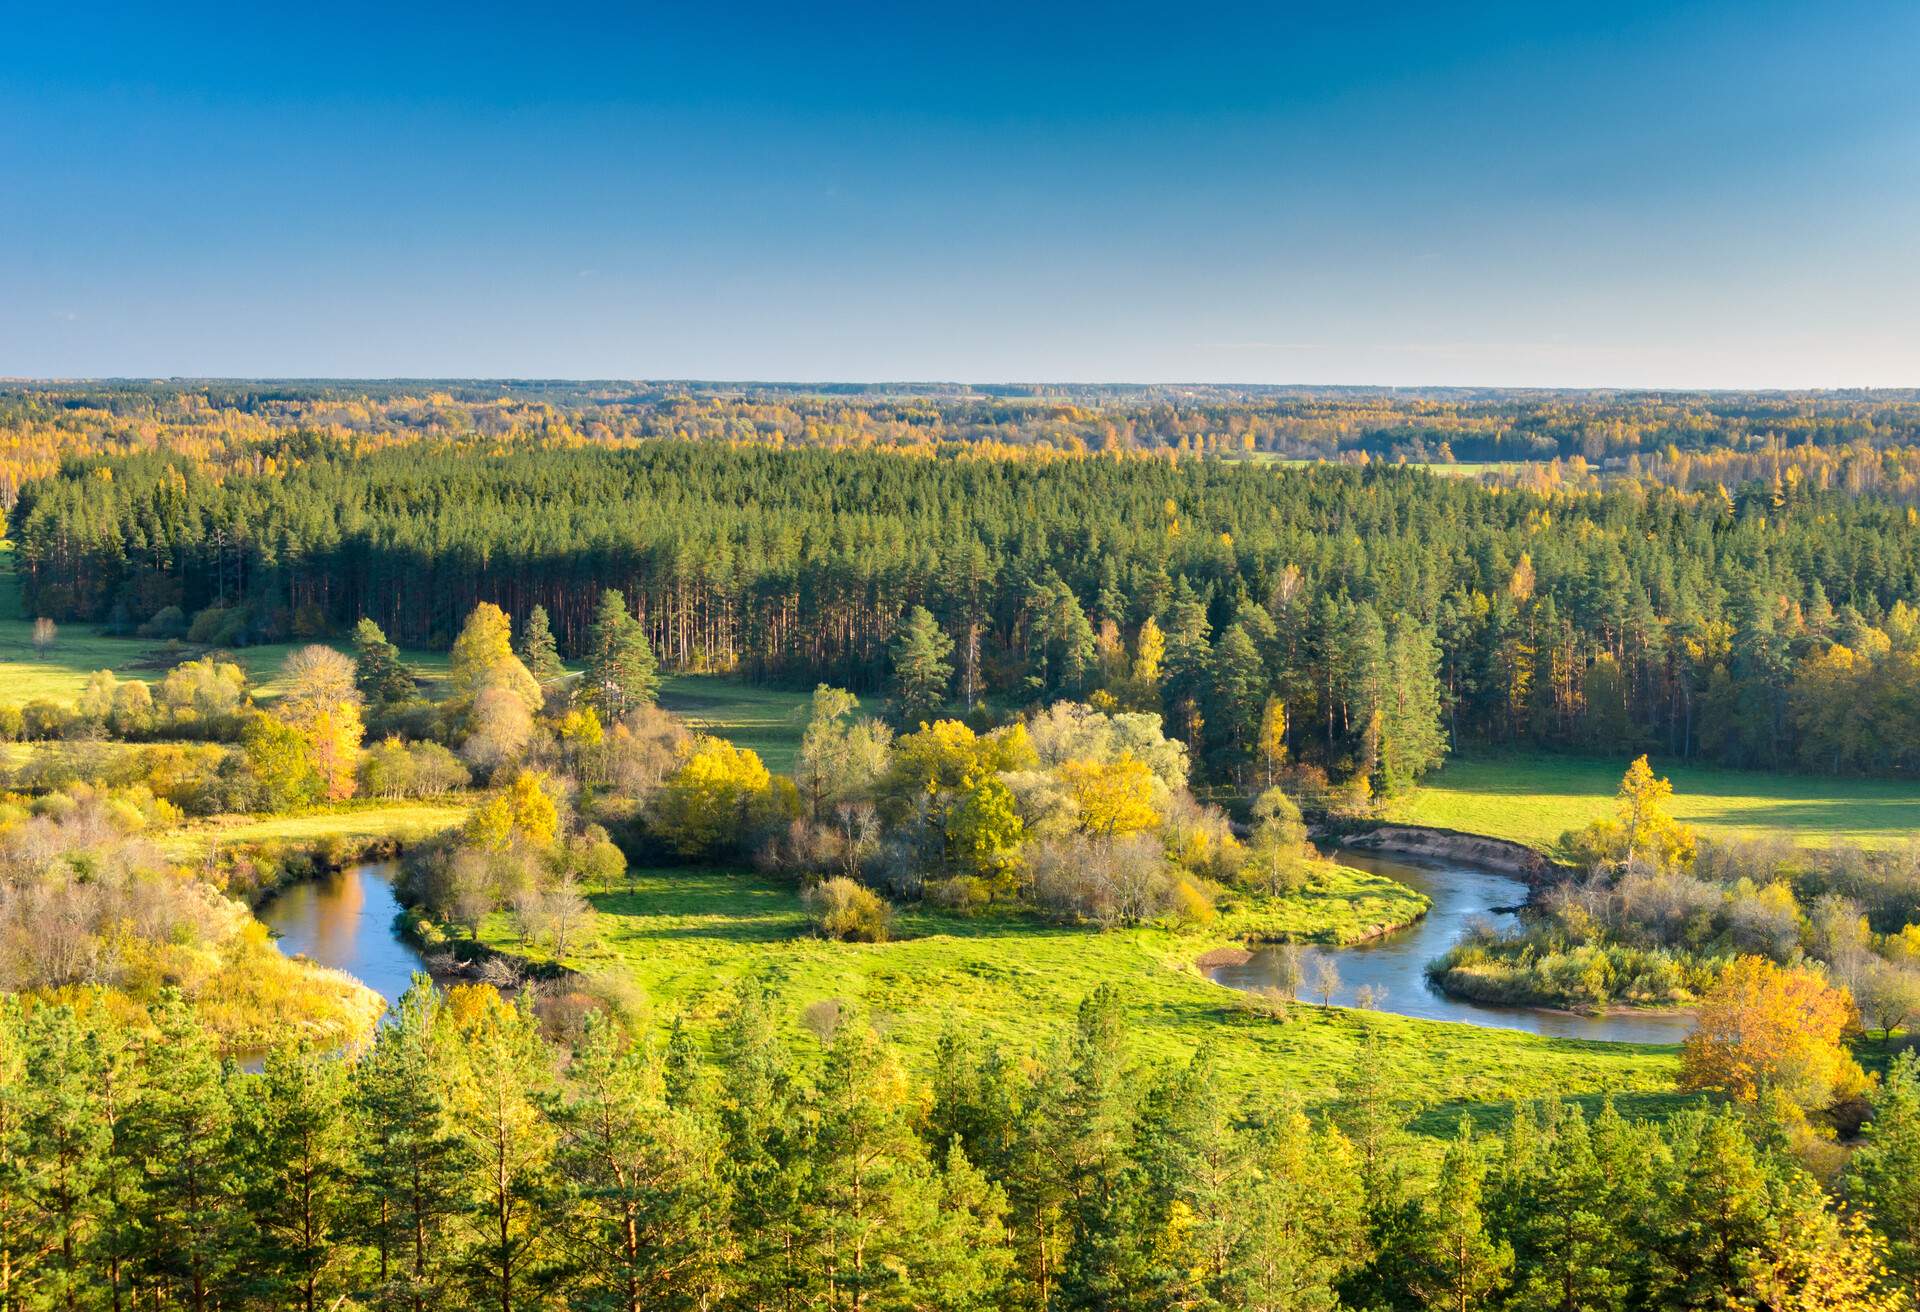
[257,861,428,1015]
[1208,850,1693,1046]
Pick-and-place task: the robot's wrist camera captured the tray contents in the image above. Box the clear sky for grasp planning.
[3,1,1917,386]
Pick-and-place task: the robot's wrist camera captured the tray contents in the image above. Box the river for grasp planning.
[1207,849,1694,1045]
[261,854,1690,1048]
[257,861,428,1014]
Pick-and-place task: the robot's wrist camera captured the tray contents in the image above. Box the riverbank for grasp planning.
[1335,822,1560,882]
[1208,848,1696,1045]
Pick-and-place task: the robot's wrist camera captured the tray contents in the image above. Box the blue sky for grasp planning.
[3,1,1917,385]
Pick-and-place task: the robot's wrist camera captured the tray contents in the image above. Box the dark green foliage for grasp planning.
[580,589,658,719]
[517,604,566,685]
[19,441,1920,773]
[890,604,954,727]
[0,984,1906,1310]
[353,618,417,708]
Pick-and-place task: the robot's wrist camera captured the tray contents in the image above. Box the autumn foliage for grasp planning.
[1680,956,1866,1117]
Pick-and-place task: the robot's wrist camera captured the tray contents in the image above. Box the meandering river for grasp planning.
[260,852,1691,1047]
[1207,849,1693,1045]
[258,861,428,1012]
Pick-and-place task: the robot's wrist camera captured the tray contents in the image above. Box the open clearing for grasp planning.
[476,867,1681,1129]
[160,800,471,860]
[0,540,449,704]
[1386,754,1920,851]
[657,674,813,772]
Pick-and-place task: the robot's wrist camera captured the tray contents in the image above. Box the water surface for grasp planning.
[258,861,427,1014]
[1208,849,1692,1045]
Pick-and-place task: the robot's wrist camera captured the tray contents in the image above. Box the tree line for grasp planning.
[3,978,1917,1312]
[17,382,1920,502]
[16,442,1920,776]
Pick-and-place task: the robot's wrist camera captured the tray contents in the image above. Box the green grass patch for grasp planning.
[1386,753,1920,851]
[160,800,471,860]
[1211,864,1429,944]
[477,867,1678,1119]
[657,675,814,773]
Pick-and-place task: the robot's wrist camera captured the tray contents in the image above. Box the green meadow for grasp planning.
[657,674,813,772]
[159,800,472,861]
[476,867,1682,1129]
[1385,753,1920,851]
[0,539,450,705]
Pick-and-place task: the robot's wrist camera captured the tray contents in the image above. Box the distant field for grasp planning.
[478,868,1680,1125]
[0,540,450,704]
[657,674,813,772]
[1232,454,1518,477]
[160,801,471,860]
[1386,754,1920,851]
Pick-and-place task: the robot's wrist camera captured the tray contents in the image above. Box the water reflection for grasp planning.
[258,862,427,1013]
[1208,849,1692,1045]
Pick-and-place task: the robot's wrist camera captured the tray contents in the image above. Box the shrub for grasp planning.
[187,604,252,647]
[138,605,189,640]
[0,705,21,742]
[21,700,76,741]
[925,875,993,911]
[804,876,892,943]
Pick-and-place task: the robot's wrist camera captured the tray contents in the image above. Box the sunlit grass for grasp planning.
[472,867,1680,1125]
[1385,753,1920,851]
[160,800,472,861]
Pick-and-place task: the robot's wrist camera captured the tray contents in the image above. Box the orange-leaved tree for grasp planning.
[1680,955,1866,1119]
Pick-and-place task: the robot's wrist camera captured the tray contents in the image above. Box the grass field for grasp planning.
[0,540,450,704]
[159,800,472,860]
[657,675,813,773]
[1231,454,1518,478]
[1386,754,1920,851]
[476,867,1681,1129]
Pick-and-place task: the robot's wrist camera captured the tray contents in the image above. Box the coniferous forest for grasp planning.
[12,431,1920,774]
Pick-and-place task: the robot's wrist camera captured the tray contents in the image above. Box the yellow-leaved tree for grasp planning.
[274,644,364,801]
[1680,956,1866,1121]
[1559,755,1696,873]
[650,735,794,857]
[1059,754,1160,838]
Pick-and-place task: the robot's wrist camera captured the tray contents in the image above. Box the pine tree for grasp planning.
[807,1018,945,1309]
[517,604,566,684]
[1242,1097,1367,1312]
[890,605,954,728]
[556,1013,729,1312]
[1380,615,1448,792]
[242,1040,357,1312]
[1206,622,1266,778]
[1411,1120,1511,1312]
[1847,1049,1920,1299]
[582,589,659,720]
[353,617,417,707]
[354,978,463,1312]
[446,989,558,1312]
[133,993,240,1312]
[1492,1104,1626,1312]
[717,988,810,1312]
[18,1006,114,1312]
[1134,1045,1250,1310]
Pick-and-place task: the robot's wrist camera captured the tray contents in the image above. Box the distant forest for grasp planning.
[14,435,1920,776]
[12,380,1920,503]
